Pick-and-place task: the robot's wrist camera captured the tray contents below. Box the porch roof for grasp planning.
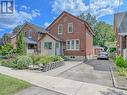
[25,37,37,44]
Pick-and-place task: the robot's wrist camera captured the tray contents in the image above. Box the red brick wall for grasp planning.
[86,30,93,56]
[10,24,41,49]
[47,14,93,56]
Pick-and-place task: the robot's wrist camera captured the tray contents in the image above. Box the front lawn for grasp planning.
[0,74,31,95]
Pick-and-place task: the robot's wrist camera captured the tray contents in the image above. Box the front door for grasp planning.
[56,42,62,55]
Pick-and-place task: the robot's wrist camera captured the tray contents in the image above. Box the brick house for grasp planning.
[43,11,94,60]
[8,11,94,60]
[10,22,47,54]
[114,11,127,59]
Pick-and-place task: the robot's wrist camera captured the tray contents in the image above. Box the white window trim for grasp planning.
[28,29,32,38]
[58,24,63,35]
[68,23,73,33]
[66,39,80,51]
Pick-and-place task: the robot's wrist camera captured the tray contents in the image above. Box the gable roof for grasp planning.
[47,11,95,35]
[38,32,63,42]
[11,22,47,38]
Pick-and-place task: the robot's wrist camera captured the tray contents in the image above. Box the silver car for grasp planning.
[97,52,109,60]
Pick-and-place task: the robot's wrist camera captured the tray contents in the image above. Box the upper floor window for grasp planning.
[68,23,73,33]
[28,29,32,38]
[58,24,63,34]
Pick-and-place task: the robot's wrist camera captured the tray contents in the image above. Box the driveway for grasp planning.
[0,61,126,95]
[58,59,114,87]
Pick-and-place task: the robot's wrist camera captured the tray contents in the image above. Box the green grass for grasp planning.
[0,74,32,95]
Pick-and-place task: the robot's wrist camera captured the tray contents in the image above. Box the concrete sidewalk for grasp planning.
[0,66,127,95]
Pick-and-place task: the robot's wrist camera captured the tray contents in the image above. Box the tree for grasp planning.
[94,21,115,47]
[13,25,22,34]
[17,32,25,55]
[2,33,10,43]
[0,43,13,55]
[78,13,115,47]
[79,13,97,30]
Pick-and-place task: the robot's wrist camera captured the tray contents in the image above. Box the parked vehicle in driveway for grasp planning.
[97,51,109,60]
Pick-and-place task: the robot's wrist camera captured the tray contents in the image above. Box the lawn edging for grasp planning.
[39,60,65,72]
[109,66,127,90]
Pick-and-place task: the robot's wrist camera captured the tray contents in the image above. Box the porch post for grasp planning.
[119,35,122,55]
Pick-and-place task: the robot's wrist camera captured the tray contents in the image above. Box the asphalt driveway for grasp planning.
[58,59,114,87]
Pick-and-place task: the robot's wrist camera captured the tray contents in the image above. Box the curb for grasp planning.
[109,66,127,91]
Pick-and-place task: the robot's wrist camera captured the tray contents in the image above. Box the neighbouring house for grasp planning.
[93,46,104,56]
[114,11,127,59]
[9,22,48,54]
[45,11,94,60]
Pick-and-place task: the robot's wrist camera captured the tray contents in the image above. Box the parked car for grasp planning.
[97,52,109,60]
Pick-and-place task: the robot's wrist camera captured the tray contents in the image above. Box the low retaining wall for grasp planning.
[40,60,65,72]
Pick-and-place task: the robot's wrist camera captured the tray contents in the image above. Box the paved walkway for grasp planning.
[0,65,127,95]
[29,61,82,77]
[15,86,65,95]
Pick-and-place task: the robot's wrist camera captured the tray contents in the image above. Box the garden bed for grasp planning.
[113,71,127,90]
[0,55,64,72]
[40,60,65,72]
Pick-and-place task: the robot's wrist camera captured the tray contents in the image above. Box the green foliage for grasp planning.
[0,74,31,95]
[36,55,63,65]
[94,21,115,47]
[12,25,22,34]
[79,13,115,47]
[0,59,17,68]
[116,67,127,76]
[16,32,25,55]
[115,55,126,68]
[16,56,33,69]
[79,13,97,30]
[0,43,13,55]
[109,47,116,53]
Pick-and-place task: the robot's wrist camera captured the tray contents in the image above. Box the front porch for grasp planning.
[25,37,37,54]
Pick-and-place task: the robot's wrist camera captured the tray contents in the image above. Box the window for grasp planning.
[68,23,73,33]
[44,42,52,49]
[28,29,32,38]
[76,40,80,49]
[58,24,63,34]
[66,39,80,50]
[71,40,74,49]
[56,42,59,48]
[24,32,27,37]
[67,41,70,49]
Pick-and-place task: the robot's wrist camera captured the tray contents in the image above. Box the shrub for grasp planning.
[17,56,33,69]
[115,55,126,67]
[116,67,127,76]
[36,56,63,65]
[30,55,42,65]
[0,59,17,68]
[50,56,63,62]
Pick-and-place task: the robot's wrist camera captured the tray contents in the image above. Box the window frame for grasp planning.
[68,23,73,33]
[58,24,63,35]
[44,42,52,50]
[28,29,32,38]
[66,39,80,51]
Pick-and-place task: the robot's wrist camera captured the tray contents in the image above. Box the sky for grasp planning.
[0,0,127,37]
